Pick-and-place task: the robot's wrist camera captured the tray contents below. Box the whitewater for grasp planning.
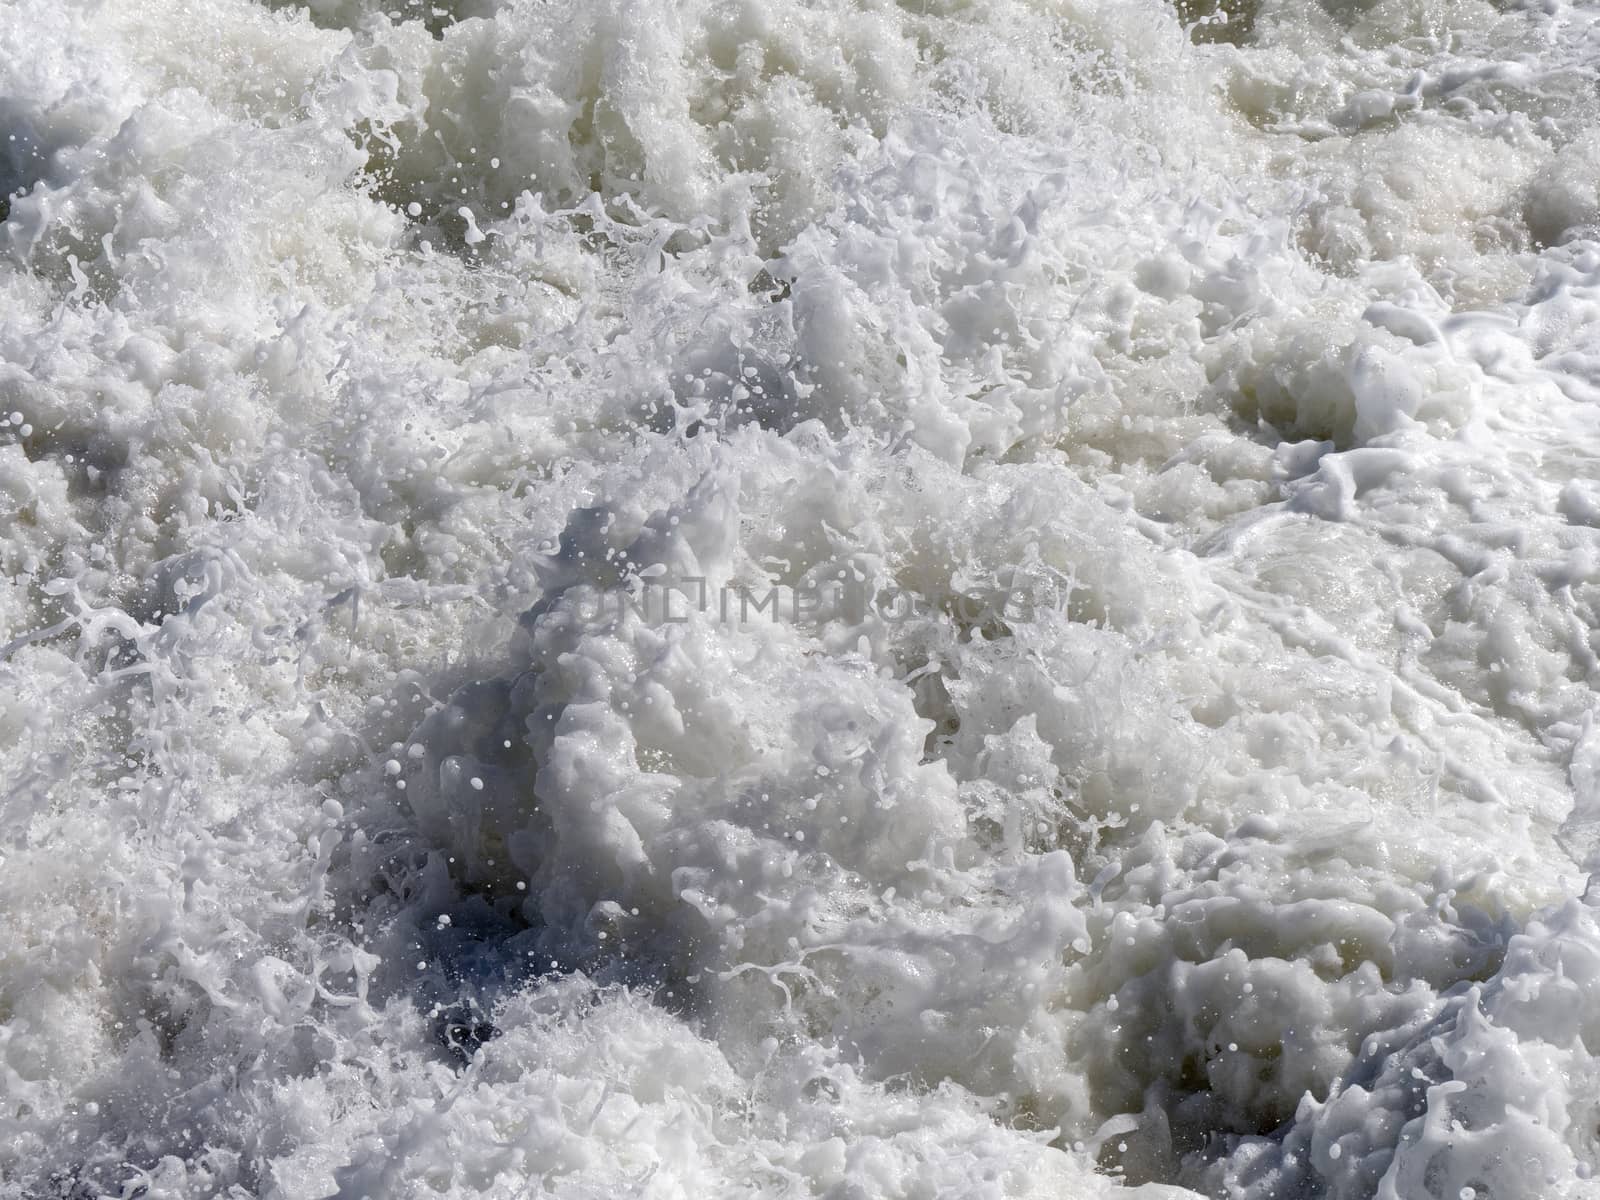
[3,0,1600,1196]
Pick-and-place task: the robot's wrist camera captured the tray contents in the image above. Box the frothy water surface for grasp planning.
[4,1,1600,1196]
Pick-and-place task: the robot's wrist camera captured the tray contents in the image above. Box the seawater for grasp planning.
[3,1,1600,1196]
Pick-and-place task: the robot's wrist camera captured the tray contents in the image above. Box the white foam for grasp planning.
[4,0,1600,1196]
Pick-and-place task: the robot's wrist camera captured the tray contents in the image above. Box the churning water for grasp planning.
[4,0,1600,1196]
